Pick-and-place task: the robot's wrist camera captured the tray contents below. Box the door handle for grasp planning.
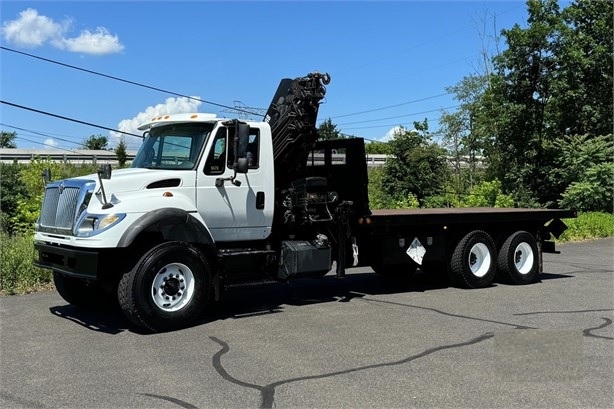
[256,191,265,209]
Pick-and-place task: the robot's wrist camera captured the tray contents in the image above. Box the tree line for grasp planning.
[318,0,613,213]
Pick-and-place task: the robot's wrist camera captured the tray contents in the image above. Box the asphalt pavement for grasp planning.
[1,238,612,409]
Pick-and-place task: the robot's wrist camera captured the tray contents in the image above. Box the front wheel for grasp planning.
[497,231,539,285]
[53,271,115,310]
[449,230,497,289]
[118,241,211,332]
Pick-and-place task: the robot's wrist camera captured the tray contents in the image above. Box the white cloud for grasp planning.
[58,27,124,55]
[1,8,124,55]
[380,126,405,142]
[44,138,58,148]
[1,8,64,47]
[111,97,203,150]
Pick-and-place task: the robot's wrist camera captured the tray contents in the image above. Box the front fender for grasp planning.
[118,208,214,247]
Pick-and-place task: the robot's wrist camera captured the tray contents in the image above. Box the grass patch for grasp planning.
[557,211,614,243]
[0,232,52,295]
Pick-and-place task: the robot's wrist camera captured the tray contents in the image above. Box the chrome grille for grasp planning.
[40,186,81,230]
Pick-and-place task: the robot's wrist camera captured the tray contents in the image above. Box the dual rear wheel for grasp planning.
[449,230,539,289]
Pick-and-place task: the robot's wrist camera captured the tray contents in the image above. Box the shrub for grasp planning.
[557,212,614,242]
[0,231,52,294]
[559,163,614,213]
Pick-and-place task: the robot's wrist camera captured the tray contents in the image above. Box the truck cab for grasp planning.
[35,115,276,253]
[135,114,275,242]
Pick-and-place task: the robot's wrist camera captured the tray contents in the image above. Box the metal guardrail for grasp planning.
[0,149,138,165]
[0,149,483,168]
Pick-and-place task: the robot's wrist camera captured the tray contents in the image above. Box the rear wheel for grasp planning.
[497,231,539,285]
[449,230,497,288]
[118,241,211,332]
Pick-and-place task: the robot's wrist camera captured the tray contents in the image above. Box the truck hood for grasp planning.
[73,168,195,195]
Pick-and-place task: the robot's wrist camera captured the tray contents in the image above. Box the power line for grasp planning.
[0,46,258,117]
[337,106,459,126]
[1,100,143,138]
[330,93,450,119]
[341,116,440,131]
[0,123,82,147]
[2,46,456,131]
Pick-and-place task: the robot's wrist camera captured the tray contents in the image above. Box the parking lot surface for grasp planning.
[1,238,612,408]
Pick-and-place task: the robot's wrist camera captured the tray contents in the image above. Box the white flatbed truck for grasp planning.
[33,72,575,332]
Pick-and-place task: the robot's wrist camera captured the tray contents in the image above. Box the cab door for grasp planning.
[196,124,273,242]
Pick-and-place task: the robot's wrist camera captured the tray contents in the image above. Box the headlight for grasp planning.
[98,214,122,229]
[75,213,126,237]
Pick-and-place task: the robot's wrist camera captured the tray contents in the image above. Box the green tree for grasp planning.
[381,122,450,203]
[318,118,343,141]
[465,0,613,206]
[460,180,515,208]
[551,0,613,137]
[115,136,128,167]
[82,134,109,150]
[551,133,613,194]
[559,163,614,213]
[484,0,563,204]
[0,162,28,233]
[442,74,492,190]
[0,131,17,148]
[555,133,614,212]
[367,167,419,210]
[364,141,392,155]
[9,158,63,233]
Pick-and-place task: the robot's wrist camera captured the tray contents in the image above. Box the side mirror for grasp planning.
[232,123,250,175]
[236,123,249,158]
[98,164,112,180]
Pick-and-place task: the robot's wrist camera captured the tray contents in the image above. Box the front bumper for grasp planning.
[34,242,100,279]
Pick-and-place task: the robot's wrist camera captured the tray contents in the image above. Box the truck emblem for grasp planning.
[58,182,65,194]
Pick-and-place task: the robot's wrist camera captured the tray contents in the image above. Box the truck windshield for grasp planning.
[131,123,214,170]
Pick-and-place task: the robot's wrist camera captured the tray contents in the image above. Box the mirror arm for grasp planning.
[215,169,242,187]
[97,164,114,209]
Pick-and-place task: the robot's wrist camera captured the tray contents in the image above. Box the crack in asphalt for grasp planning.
[140,393,199,408]
[513,310,614,340]
[583,318,614,340]
[207,299,613,408]
[514,308,614,316]
[210,332,494,409]
[359,297,537,329]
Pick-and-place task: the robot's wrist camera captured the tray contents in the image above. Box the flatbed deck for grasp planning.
[368,207,576,227]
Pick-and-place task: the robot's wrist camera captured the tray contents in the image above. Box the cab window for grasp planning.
[204,128,227,175]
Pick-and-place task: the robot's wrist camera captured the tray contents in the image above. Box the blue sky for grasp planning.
[1,1,546,151]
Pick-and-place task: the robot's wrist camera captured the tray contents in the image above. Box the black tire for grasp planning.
[449,230,497,289]
[372,263,417,278]
[53,271,113,309]
[497,231,539,285]
[118,241,211,332]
